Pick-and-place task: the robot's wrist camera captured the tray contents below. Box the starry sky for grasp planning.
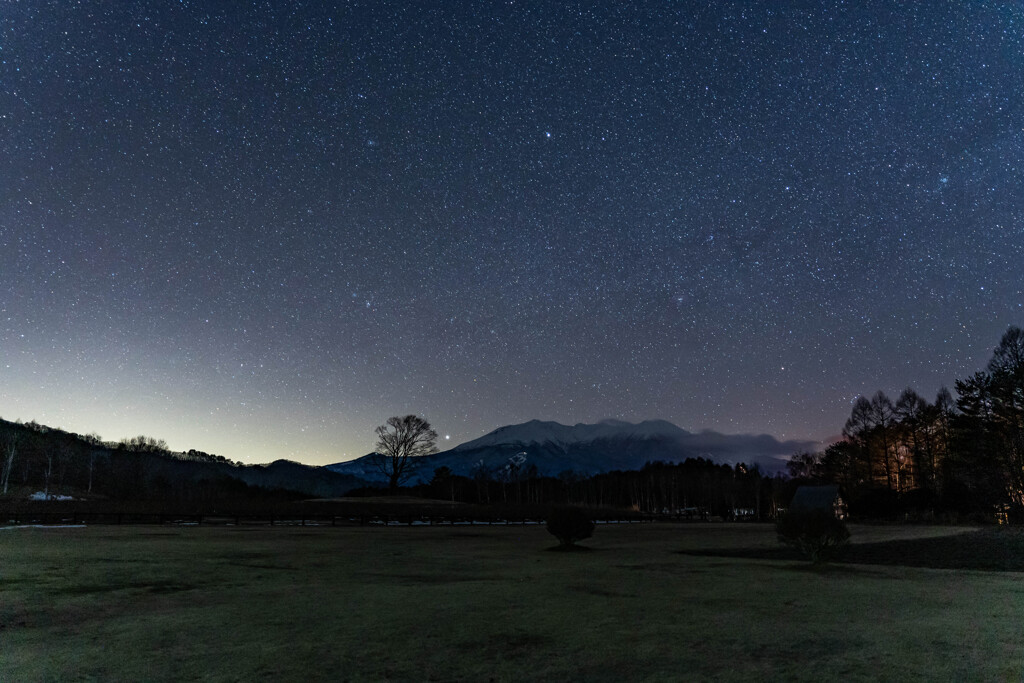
[2,2,1022,465]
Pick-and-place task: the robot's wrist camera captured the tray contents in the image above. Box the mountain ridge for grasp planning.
[326,418,816,484]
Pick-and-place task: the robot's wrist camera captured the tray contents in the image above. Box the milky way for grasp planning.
[2,2,1022,464]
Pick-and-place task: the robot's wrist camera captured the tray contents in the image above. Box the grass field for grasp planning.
[2,522,1022,681]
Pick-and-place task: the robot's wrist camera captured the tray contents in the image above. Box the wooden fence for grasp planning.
[0,511,659,527]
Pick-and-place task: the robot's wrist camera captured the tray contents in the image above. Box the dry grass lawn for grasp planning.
[1,522,1022,681]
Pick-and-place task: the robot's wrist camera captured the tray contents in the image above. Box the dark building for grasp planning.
[789,485,847,520]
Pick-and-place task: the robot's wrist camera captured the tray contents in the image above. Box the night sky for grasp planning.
[2,2,1022,465]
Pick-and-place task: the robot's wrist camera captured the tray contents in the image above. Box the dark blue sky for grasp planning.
[2,2,1021,464]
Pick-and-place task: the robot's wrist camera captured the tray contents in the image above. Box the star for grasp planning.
[0,1,1017,464]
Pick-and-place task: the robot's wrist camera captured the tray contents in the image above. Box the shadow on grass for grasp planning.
[544,544,595,553]
[55,580,198,596]
[679,528,1024,572]
[356,572,496,585]
[784,562,888,577]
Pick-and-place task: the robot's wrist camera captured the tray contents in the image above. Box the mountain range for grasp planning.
[325,418,816,484]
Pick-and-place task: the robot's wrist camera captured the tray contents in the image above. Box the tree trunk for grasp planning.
[1,450,13,494]
[44,452,53,497]
[1,445,15,494]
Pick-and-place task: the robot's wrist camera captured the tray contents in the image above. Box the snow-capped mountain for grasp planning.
[451,418,689,451]
[324,418,815,484]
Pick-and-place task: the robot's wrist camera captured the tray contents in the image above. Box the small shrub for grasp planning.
[776,509,850,564]
[546,506,595,548]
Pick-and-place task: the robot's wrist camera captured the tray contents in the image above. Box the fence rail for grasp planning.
[0,511,659,528]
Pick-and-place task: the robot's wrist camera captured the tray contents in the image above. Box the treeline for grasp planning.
[5,325,1021,521]
[0,413,788,517]
[359,326,1024,521]
[0,415,792,518]
[789,325,1024,521]
[0,420,351,507]
[351,458,792,520]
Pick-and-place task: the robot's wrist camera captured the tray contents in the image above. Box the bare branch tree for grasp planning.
[0,426,21,495]
[371,415,438,493]
[82,433,104,494]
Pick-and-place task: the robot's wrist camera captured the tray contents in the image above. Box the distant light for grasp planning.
[445,434,450,440]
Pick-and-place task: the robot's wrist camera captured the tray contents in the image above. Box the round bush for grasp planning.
[776,509,850,564]
[546,506,595,547]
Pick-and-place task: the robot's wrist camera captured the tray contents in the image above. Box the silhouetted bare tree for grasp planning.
[371,415,438,493]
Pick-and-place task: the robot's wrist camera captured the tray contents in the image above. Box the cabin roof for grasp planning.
[789,485,842,512]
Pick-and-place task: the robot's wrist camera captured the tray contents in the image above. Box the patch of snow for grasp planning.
[28,491,75,501]
[453,418,690,452]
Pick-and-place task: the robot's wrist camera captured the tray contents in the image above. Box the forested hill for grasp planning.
[0,419,366,504]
